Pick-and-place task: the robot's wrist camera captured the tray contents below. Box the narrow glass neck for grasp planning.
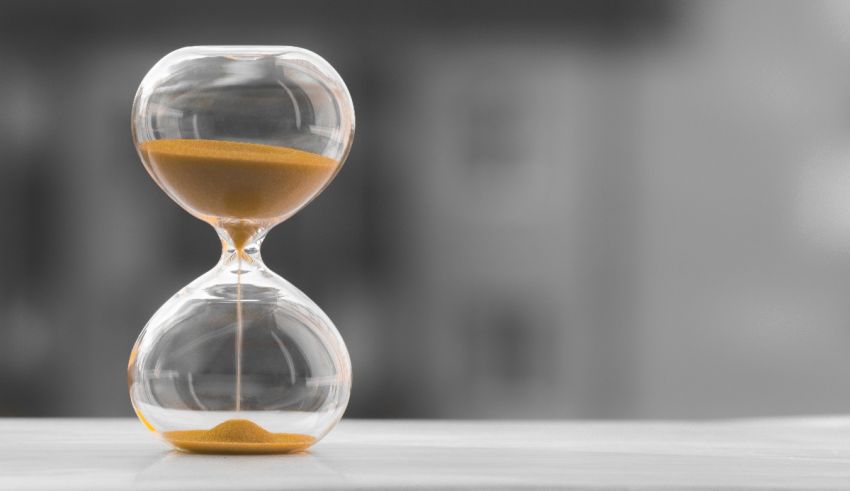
[216,225,267,266]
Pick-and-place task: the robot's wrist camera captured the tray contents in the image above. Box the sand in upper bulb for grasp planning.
[139,138,339,249]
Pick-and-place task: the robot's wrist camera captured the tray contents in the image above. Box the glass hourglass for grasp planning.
[128,46,354,454]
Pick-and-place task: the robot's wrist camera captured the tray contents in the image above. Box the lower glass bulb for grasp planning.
[128,246,351,454]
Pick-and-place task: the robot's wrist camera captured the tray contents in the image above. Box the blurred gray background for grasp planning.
[2,0,850,419]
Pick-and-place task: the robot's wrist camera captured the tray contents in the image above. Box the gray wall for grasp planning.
[1,0,849,419]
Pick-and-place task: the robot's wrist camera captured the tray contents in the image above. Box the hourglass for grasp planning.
[128,46,354,454]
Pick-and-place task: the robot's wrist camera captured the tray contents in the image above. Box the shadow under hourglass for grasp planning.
[133,449,348,489]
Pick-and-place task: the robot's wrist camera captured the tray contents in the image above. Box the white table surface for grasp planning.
[3,418,850,490]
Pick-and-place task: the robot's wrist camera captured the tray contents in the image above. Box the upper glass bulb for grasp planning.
[132,46,354,248]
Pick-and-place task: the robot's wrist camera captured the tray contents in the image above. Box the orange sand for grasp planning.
[139,139,339,249]
[162,419,316,454]
[141,140,330,454]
